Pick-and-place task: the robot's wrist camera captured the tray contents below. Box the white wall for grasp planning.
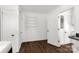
[74,6,79,33]
[20,11,47,42]
[0,9,1,41]
[0,5,21,53]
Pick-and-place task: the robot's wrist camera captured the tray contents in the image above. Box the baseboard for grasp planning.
[22,39,47,43]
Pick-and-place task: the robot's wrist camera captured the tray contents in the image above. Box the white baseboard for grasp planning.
[22,38,47,43]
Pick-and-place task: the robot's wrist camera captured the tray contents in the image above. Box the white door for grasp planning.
[58,15,64,45]
[1,9,13,41]
[58,9,72,45]
[47,14,60,47]
[1,8,18,42]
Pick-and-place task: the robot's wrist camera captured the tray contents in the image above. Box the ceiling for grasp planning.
[20,5,59,13]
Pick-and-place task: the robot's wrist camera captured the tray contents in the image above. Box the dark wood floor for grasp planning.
[19,40,72,53]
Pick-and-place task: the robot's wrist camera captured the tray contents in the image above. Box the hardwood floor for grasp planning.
[19,40,72,53]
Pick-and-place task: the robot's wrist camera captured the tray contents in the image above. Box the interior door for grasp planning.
[58,9,72,45]
[47,14,60,47]
[1,9,17,42]
[58,15,65,45]
[1,9,12,41]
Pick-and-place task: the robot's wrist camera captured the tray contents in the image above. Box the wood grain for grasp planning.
[19,40,73,53]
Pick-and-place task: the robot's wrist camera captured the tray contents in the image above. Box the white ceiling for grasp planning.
[20,5,59,13]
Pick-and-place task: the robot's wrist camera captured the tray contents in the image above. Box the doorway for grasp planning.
[58,8,74,45]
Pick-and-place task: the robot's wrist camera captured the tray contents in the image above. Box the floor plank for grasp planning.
[19,40,72,53]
